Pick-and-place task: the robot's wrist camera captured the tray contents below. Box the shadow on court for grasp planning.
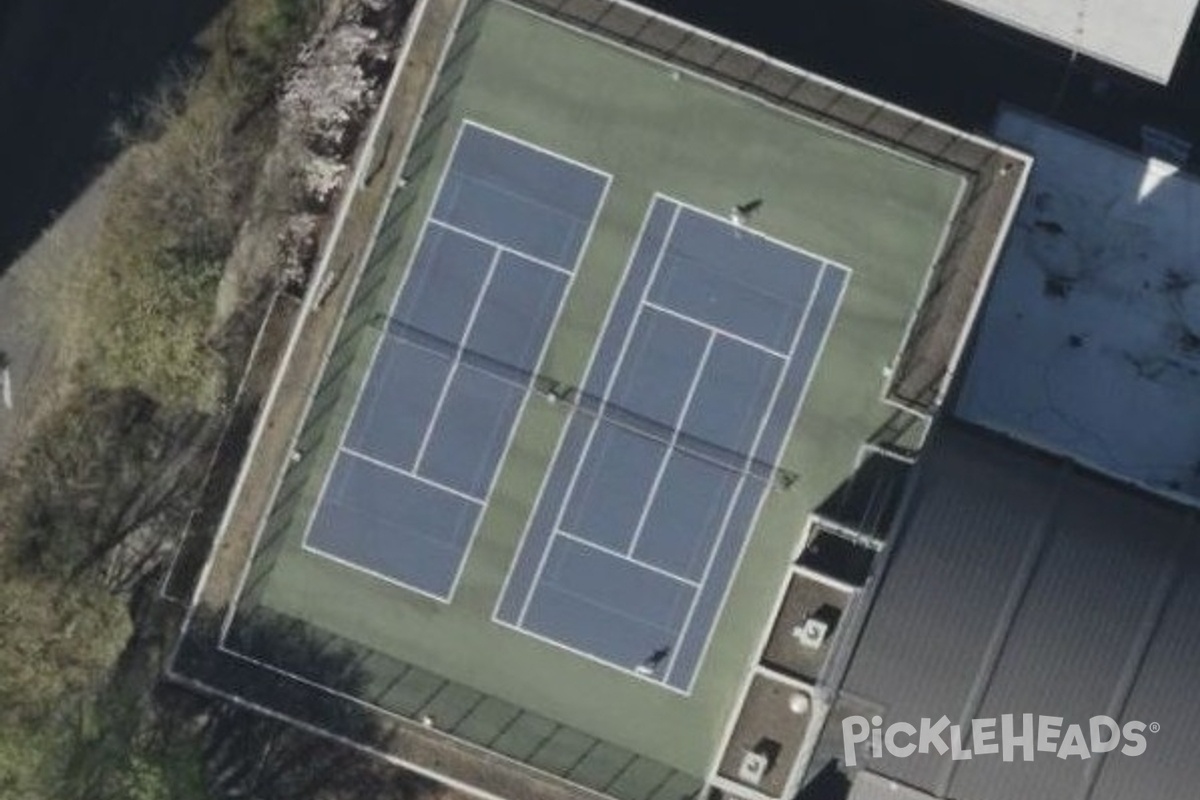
[0,0,225,270]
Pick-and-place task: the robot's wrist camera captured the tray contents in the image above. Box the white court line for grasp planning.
[203,0,467,721]
[428,219,572,277]
[490,616,691,697]
[515,202,683,627]
[542,578,685,638]
[411,247,502,472]
[670,197,848,273]
[296,121,472,586]
[673,265,850,693]
[298,119,611,599]
[506,189,833,687]
[301,540,461,606]
[504,192,835,689]
[705,517,829,789]
[642,300,788,360]
[341,446,484,506]
[442,170,612,603]
[498,189,850,693]
[625,330,716,559]
[431,173,587,260]
[660,260,827,686]
[555,528,701,588]
[489,196,667,623]
[463,118,613,182]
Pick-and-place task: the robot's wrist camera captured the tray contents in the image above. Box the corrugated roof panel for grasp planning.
[834,421,1200,800]
[850,770,940,800]
[841,425,1059,791]
[1090,560,1200,800]
[949,475,1182,800]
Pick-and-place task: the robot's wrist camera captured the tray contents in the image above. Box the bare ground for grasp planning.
[0,161,119,463]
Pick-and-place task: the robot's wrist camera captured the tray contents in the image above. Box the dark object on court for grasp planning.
[645,646,670,668]
[736,198,764,217]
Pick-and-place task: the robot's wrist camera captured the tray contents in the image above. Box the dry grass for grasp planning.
[31,2,326,414]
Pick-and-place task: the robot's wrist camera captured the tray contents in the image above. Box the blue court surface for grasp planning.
[495,197,848,692]
[304,122,609,600]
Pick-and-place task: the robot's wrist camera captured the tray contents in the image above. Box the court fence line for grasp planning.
[508,0,1033,415]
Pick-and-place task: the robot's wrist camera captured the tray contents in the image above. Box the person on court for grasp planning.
[643,646,670,671]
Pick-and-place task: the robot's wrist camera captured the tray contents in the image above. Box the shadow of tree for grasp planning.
[168,606,439,799]
[2,386,221,591]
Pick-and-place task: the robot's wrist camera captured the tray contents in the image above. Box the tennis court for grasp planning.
[199,0,980,788]
[495,197,848,692]
[304,120,609,601]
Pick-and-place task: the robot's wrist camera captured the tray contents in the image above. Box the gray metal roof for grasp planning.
[838,420,1199,800]
[850,771,939,800]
